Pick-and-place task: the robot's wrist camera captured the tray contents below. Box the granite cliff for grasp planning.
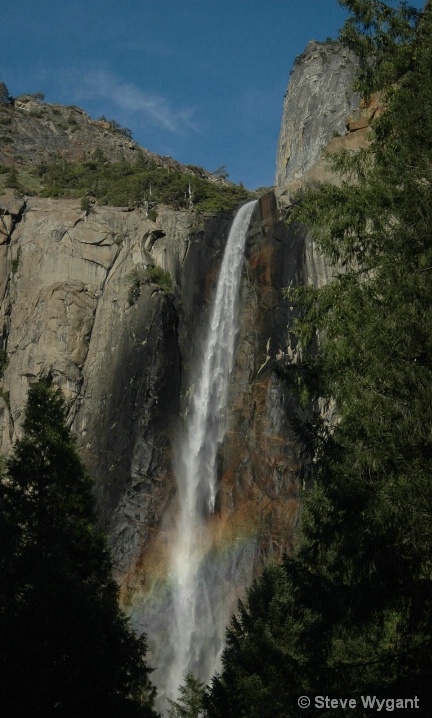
[275,40,360,186]
[0,41,373,643]
[275,41,380,290]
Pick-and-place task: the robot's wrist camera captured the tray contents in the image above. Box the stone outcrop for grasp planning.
[274,41,382,294]
[275,41,361,186]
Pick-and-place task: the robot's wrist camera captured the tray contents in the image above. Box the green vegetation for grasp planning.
[211,164,229,179]
[147,264,173,292]
[26,91,46,103]
[127,264,173,304]
[254,185,273,196]
[0,165,26,194]
[340,0,420,99]
[5,167,21,190]
[80,195,92,212]
[36,150,252,213]
[186,164,206,175]
[127,268,147,305]
[168,673,206,718]
[27,108,44,118]
[0,376,158,717]
[205,2,432,715]
[0,82,11,106]
[0,94,251,214]
[10,166,39,195]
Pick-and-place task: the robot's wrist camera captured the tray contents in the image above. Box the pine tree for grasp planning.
[338,0,420,97]
[0,376,158,718]
[0,81,11,105]
[168,673,205,718]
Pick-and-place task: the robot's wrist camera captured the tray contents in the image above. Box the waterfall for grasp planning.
[159,199,257,711]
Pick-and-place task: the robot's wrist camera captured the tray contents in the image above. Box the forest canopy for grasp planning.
[36,152,253,214]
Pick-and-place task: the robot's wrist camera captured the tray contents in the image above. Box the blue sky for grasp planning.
[1,0,426,189]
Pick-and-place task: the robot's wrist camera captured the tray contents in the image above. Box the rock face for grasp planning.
[275,41,360,186]
[0,97,162,169]
[274,40,381,298]
[217,195,305,562]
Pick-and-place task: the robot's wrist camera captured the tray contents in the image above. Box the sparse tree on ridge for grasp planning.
[0,81,11,105]
[212,165,229,180]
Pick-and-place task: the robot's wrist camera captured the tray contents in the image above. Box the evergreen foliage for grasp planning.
[0,82,11,106]
[167,672,206,718]
[0,376,158,718]
[36,152,252,214]
[339,0,421,98]
[206,2,432,715]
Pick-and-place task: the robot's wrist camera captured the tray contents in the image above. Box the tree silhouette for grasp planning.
[0,376,158,718]
[0,81,11,105]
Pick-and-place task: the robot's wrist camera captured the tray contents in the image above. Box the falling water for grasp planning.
[160,200,257,708]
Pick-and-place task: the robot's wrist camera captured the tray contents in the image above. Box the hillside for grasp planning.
[0,90,252,214]
[0,91,211,179]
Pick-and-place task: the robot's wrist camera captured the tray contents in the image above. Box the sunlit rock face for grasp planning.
[0,192,239,581]
[275,40,360,187]
[274,39,381,313]
[1,187,292,574]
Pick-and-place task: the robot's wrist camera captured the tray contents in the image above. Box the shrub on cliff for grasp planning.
[0,376,158,718]
[127,264,173,304]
